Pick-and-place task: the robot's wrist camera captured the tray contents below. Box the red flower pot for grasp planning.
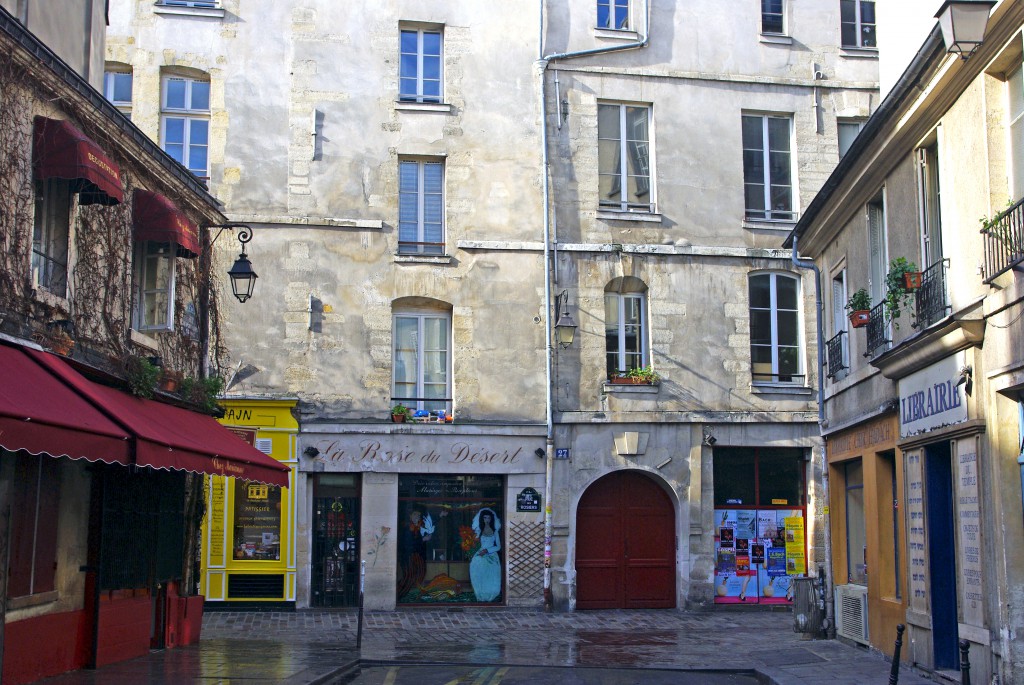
[849,311,870,328]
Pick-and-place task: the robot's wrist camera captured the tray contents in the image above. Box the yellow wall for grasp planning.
[203,399,298,602]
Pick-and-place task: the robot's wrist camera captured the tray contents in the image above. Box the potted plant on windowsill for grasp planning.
[125,355,161,398]
[846,288,871,329]
[390,403,412,423]
[159,368,183,393]
[610,365,660,385]
[885,257,919,328]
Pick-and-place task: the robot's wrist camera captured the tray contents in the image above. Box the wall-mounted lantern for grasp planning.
[226,225,258,303]
[935,0,996,59]
[553,290,577,348]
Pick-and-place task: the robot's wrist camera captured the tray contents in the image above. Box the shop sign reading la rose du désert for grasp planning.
[899,351,968,439]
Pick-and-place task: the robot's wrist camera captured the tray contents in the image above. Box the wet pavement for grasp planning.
[38,608,938,685]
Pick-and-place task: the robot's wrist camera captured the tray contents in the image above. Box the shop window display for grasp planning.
[397,475,504,604]
[232,481,281,560]
[712,447,806,604]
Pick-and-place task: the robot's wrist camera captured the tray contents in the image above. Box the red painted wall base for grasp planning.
[95,591,152,668]
[2,609,89,685]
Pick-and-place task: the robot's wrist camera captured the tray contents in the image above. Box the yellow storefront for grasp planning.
[202,399,298,606]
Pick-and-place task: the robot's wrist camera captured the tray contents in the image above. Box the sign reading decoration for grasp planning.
[899,352,968,439]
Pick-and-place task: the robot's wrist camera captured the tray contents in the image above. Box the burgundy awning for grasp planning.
[27,350,290,487]
[33,116,123,206]
[0,344,131,464]
[133,190,201,258]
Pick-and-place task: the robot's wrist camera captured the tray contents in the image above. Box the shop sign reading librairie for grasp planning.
[899,352,968,439]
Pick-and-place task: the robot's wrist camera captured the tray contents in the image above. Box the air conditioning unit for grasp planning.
[792,577,825,636]
[835,584,869,645]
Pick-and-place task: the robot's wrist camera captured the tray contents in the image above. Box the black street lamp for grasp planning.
[554,290,577,348]
[935,0,997,59]
[227,225,258,303]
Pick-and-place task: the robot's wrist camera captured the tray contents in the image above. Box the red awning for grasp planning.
[0,344,131,464]
[133,190,201,258]
[33,116,123,206]
[26,350,290,487]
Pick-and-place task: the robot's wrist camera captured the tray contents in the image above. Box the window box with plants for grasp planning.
[846,288,871,329]
[609,365,660,385]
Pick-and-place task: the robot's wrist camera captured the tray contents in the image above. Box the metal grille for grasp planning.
[228,573,284,599]
[506,521,544,600]
[982,196,1024,282]
[913,258,949,329]
[864,301,888,358]
[825,331,847,379]
[311,496,360,607]
[100,466,186,590]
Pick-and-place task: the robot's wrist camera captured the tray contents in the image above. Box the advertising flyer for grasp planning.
[715,507,804,604]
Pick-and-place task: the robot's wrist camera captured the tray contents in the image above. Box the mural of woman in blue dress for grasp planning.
[469,507,501,602]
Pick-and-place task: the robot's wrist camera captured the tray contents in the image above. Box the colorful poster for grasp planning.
[784,515,806,576]
[735,510,756,539]
[751,542,765,565]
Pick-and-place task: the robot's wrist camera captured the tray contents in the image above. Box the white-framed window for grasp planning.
[749,272,803,384]
[134,242,176,332]
[742,114,795,221]
[598,103,653,212]
[867,194,887,306]
[840,0,876,49]
[103,69,133,119]
[837,118,864,158]
[605,279,648,376]
[597,0,629,30]
[399,28,442,103]
[917,142,943,267]
[393,310,451,412]
[829,270,850,379]
[761,0,785,35]
[1008,64,1024,200]
[160,75,210,180]
[399,159,444,255]
[31,179,72,296]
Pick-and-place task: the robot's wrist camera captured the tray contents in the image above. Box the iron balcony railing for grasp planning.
[865,301,889,358]
[913,258,950,329]
[981,196,1024,283]
[825,330,847,379]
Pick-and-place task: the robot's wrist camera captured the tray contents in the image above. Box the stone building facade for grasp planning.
[786,1,1024,681]
[106,0,877,612]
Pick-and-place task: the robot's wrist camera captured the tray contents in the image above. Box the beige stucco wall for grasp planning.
[1,0,106,88]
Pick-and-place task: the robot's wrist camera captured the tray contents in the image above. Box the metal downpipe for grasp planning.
[791,235,835,639]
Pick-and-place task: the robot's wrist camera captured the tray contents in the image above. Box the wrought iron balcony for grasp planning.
[982,197,1024,283]
[912,259,950,329]
[825,330,847,379]
[864,301,889,358]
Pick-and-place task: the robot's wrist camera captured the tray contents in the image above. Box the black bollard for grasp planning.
[888,624,905,685]
[960,640,971,685]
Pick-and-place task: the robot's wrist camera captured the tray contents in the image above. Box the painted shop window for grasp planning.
[605,277,648,377]
[399,27,442,103]
[844,460,867,585]
[749,272,803,384]
[598,102,653,212]
[398,159,445,255]
[397,475,504,604]
[103,68,133,119]
[742,113,795,221]
[7,452,60,598]
[232,480,282,561]
[161,75,210,180]
[712,447,806,604]
[761,0,785,35]
[840,0,876,48]
[597,0,629,30]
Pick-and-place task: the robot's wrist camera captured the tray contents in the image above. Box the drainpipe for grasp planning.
[537,0,649,611]
[790,235,835,638]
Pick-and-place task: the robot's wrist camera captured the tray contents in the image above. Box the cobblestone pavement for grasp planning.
[39,608,938,685]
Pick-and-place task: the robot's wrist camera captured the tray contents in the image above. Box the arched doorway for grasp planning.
[575,470,675,609]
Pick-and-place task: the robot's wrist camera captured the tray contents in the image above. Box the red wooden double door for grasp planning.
[575,471,676,609]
